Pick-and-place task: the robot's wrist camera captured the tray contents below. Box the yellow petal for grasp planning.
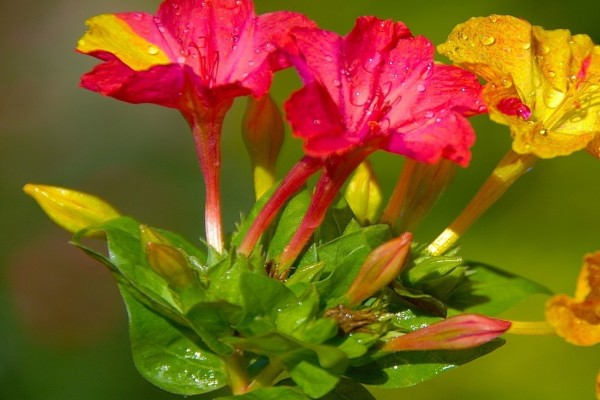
[440,15,600,159]
[24,184,120,234]
[545,252,600,346]
[77,14,171,71]
[344,160,383,225]
[438,15,535,99]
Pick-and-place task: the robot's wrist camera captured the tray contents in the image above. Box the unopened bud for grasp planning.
[141,226,194,288]
[380,314,511,352]
[345,160,383,225]
[24,184,120,234]
[242,94,285,200]
[344,232,412,307]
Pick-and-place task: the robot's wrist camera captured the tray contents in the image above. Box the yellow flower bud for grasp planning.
[241,94,285,200]
[23,184,120,234]
[141,225,194,289]
[344,160,383,225]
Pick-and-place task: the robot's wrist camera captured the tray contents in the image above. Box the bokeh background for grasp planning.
[1,0,599,399]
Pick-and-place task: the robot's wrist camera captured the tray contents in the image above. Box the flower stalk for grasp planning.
[427,150,538,255]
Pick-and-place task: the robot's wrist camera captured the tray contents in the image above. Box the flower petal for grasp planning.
[77,14,173,71]
[545,252,600,346]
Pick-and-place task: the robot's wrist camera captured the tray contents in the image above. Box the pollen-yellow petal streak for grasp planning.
[77,14,171,71]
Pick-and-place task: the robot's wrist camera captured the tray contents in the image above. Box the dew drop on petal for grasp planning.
[132,13,143,21]
[460,33,468,40]
[416,84,426,92]
[539,128,548,136]
[501,79,512,88]
[313,119,320,125]
[248,60,255,66]
[522,42,531,50]
[333,79,341,87]
[147,46,159,55]
[424,110,435,118]
[177,56,186,64]
[479,35,495,46]
[262,42,275,52]
[547,70,556,78]
[325,55,333,62]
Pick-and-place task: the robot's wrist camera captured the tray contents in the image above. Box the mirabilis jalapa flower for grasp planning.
[77,0,314,252]
[238,17,484,275]
[438,14,600,159]
[428,15,600,256]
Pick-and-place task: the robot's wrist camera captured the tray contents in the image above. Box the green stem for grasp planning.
[225,351,251,395]
[247,358,285,391]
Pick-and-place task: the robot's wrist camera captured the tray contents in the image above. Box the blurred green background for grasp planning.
[1,0,599,399]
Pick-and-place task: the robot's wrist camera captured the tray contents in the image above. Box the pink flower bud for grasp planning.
[344,232,412,307]
[381,314,511,351]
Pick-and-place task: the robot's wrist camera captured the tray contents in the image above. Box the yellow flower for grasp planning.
[545,252,600,346]
[439,15,600,159]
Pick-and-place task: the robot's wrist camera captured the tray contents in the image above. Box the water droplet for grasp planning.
[147,46,159,55]
[460,33,468,40]
[313,119,320,125]
[132,13,143,21]
[480,35,495,46]
[424,110,435,118]
[501,79,512,88]
[522,42,531,50]
[262,42,275,52]
[248,60,255,66]
[490,15,498,22]
[333,79,341,87]
[539,128,548,136]
[541,46,550,54]
[435,117,442,123]
[242,72,249,78]
[158,26,166,33]
[232,35,240,43]
[547,70,556,78]
[177,55,186,63]
[416,83,426,92]
[325,55,333,62]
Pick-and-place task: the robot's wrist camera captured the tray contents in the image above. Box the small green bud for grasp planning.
[345,160,383,225]
[24,184,120,234]
[241,94,285,200]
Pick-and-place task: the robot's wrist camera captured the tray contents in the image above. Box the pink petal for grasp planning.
[385,112,475,167]
[497,97,531,119]
[285,81,349,157]
[80,53,184,107]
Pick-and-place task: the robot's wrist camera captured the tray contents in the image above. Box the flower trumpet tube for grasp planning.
[344,232,413,307]
[23,184,120,235]
[380,314,511,352]
[76,0,315,252]
[427,150,538,256]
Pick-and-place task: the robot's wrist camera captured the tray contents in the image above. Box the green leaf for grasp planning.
[267,189,311,259]
[73,217,180,311]
[346,339,504,388]
[228,332,348,399]
[216,386,308,400]
[446,262,552,315]
[120,287,227,395]
[320,378,376,400]
[315,197,355,244]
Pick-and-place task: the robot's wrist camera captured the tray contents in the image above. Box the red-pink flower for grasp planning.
[286,16,484,166]
[77,0,314,252]
[238,17,484,274]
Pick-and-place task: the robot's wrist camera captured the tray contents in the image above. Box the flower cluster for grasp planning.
[24,1,599,399]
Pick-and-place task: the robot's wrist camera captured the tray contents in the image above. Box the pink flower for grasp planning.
[238,17,483,273]
[77,0,314,251]
[286,16,484,166]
